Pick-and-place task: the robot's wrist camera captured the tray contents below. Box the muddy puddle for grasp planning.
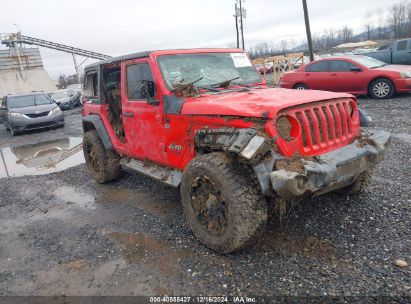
[103,231,195,278]
[53,186,95,209]
[0,137,84,178]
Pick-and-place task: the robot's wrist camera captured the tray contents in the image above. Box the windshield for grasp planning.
[9,95,52,108]
[352,56,386,68]
[51,91,69,99]
[157,52,262,89]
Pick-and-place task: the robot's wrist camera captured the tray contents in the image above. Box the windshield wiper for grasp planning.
[173,77,220,97]
[370,64,386,69]
[210,77,241,88]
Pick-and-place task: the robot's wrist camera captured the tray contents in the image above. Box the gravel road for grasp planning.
[0,97,409,301]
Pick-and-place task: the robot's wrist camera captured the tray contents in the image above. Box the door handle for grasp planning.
[329,73,337,76]
[123,111,134,117]
[305,73,310,76]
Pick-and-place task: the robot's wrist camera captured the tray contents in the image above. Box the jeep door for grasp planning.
[121,59,166,164]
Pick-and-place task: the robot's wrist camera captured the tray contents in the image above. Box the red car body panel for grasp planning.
[83,49,361,171]
[181,88,353,118]
[280,56,411,95]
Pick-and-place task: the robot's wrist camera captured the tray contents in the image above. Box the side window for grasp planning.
[126,63,155,100]
[397,40,408,51]
[329,60,357,72]
[84,72,98,98]
[306,61,328,72]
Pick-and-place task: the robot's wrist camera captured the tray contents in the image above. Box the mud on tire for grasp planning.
[180,152,267,254]
[83,130,121,183]
[344,167,375,194]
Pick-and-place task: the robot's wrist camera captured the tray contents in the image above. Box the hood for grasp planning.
[181,88,353,118]
[374,64,411,72]
[53,97,70,103]
[9,103,57,114]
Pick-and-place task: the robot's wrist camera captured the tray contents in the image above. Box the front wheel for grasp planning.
[369,78,394,99]
[180,153,267,254]
[10,128,20,136]
[83,130,121,183]
[341,167,375,195]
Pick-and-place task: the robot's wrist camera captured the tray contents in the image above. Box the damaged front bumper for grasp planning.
[255,131,391,199]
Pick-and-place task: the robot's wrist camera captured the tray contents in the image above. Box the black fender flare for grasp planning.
[82,115,113,150]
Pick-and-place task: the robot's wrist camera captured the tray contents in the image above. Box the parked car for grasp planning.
[50,89,81,110]
[361,39,411,65]
[81,48,390,253]
[280,55,411,99]
[0,92,64,136]
[254,63,273,74]
[67,83,84,96]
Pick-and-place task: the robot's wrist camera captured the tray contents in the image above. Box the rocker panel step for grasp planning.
[120,158,182,187]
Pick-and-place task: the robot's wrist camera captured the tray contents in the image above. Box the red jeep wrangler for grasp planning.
[81,49,391,253]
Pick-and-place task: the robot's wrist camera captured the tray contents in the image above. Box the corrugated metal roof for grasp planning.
[0,47,57,96]
[0,48,43,71]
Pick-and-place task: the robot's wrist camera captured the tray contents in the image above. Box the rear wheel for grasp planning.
[83,130,120,183]
[180,152,267,254]
[369,78,394,99]
[294,83,308,90]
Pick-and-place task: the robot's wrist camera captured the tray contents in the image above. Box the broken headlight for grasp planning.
[276,115,300,142]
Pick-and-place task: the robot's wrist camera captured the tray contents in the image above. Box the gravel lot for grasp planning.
[0,96,409,300]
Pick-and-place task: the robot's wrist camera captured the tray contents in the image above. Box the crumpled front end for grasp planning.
[268,131,391,198]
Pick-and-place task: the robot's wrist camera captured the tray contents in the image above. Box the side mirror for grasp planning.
[141,80,159,106]
[350,67,362,72]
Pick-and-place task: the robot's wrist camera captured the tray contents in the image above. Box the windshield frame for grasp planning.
[8,94,53,109]
[156,52,264,92]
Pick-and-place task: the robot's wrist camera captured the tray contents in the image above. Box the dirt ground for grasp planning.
[0,97,410,300]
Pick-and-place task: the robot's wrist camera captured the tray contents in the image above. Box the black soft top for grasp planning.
[84,51,151,72]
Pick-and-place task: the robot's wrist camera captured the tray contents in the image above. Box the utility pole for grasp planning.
[238,0,245,50]
[302,0,314,62]
[234,2,240,48]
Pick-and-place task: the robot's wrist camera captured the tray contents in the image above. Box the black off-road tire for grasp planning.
[343,167,375,195]
[369,78,395,99]
[83,130,121,183]
[180,152,267,254]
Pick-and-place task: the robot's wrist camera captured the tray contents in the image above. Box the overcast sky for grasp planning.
[0,0,401,79]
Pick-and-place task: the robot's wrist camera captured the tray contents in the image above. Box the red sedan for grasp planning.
[280,55,411,99]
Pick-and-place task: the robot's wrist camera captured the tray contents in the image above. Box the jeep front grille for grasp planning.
[279,99,360,155]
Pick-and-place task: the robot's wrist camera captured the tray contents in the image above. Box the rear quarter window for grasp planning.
[397,40,408,51]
